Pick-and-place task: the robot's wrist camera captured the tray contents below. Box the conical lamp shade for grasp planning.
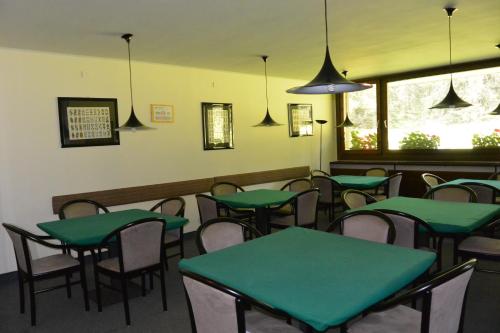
[287,47,372,94]
[489,103,500,115]
[337,113,355,127]
[430,81,472,109]
[116,106,151,131]
[254,108,282,127]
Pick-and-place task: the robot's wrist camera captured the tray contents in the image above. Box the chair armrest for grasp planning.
[24,233,68,250]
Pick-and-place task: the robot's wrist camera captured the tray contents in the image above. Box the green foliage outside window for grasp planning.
[472,132,500,148]
[399,132,440,149]
[351,130,377,150]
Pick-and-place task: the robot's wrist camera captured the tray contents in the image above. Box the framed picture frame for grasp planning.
[201,102,234,150]
[57,97,120,148]
[288,103,313,137]
[151,104,174,123]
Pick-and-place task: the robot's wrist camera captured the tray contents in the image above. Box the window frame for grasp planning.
[336,58,500,161]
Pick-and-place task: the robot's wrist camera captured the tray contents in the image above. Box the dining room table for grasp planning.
[179,227,436,332]
[442,178,500,191]
[331,175,388,190]
[213,188,296,234]
[37,208,189,310]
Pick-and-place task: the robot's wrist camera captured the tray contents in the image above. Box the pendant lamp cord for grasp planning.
[448,12,453,80]
[263,56,269,110]
[126,38,134,107]
[324,0,329,48]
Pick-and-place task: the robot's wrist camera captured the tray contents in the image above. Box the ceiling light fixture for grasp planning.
[337,70,355,127]
[430,8,472,109]
[116,33,152,131]
[287,0,371,94]
[254,55,282,127]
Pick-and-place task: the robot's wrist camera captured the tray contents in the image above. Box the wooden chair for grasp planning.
[363,168,388,195]
[196,217,263,254]
[342,189,377,210]
[488,171,500,204]
[372,172,403,201]
[268,189,320,232]
[210,182,254,220]
[277,178,313,215]
[150,197,186,260]
[311,176,343,222]
[347,259,476,333]
[195,194,246,225]
[92,218,167,325]
[460,182,497,204]
[58,198,109,219]
[3,223,85,326]
[421,173,447,191]
[423,184,478,203]
[310,169,330,177]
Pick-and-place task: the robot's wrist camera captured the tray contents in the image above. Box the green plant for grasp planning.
[472,132,500,148]
[399,132,440,149]
[351,130,377,150]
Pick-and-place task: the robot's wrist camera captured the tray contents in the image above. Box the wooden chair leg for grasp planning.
[28,279,36,326]
[159,267,168,311]
[121,277,131,325]
[149,272,154,290]
[141,274,146,297]
[17,271,25,314]
[78,251,90,311]
[65,273,72,298]
[437,237,444,271]
[94,269,102,312]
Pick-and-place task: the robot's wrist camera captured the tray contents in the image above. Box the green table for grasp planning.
[443,178,500,191]
[179,227,435,332]
[38,209,188,247]
[213,189,296,234]
[331,175,388,190]
[353,196,500,234]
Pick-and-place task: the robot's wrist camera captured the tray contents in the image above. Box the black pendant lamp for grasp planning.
[430,8,472,109]
[116,33,152,131]
[254,55,282,127]
[337,70,355,127]
[489,103,500,115]
[287,0,371,94]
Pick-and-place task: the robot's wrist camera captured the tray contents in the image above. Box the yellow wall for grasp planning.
[0,47,336,274]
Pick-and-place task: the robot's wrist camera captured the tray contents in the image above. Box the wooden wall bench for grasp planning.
[52,166,310,214]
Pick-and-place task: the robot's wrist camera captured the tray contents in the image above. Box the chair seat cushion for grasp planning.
[348,305,421,333]
[268,215,295,227]
[31,254,79,275]
[495,196,500,204]
[458,236,500,256]
[372,194,387,201]
[246,310,302,333]
[97,257,120,272]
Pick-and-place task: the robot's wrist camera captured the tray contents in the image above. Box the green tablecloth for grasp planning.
[38,209,188,247]
[179,227,435,331]
[444,178,500,191]
[213,189,296,208]
[355,196,500,234]
[331,175,388,189]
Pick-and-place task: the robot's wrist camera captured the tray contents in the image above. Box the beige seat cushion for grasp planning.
[268,215,295,227]
[495,196,500,205]
[246,310,302,333]
[372,194,387,201]
[97,257,120,272]
[31,254,79,275]
[348,305,421,333]
[458,236,500,256]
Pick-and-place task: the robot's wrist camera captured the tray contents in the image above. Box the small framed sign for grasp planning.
[288,103,313,137]
[57,97,120,148]
[151,104,174,123]
[201,102,234,150]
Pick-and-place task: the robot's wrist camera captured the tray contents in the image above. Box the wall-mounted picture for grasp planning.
[288,103,313,137]
[151,104,174,123]
[57,97,120,148]
[201,102,234,150]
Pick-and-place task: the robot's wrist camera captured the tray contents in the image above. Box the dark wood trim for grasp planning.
[331,160,500,167]
[52,166,310,213]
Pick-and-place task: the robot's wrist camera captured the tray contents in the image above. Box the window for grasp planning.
[387,67,500,150]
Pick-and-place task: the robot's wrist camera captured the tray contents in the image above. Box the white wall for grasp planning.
[0,47,337,274]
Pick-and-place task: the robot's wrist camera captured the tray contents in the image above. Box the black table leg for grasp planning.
[254,208,269,235]
[78,250,90,311]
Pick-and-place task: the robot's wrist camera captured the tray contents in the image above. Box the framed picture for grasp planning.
[151,104,174,123]
[288,103,313,137]
[201,102,234,150]
[57,97,120,148]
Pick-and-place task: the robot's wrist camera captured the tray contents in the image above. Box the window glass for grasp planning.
[387,67,500,150]
[343,84,378,150]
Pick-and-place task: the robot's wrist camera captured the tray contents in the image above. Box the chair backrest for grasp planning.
[423,184,478,203]
[2,223,32,274]
[311,176,341,204]
[196,194,220,224]
[183,274,242,333]
[342,189,376,209]
[460,182,496,204]
[280,178,312,192]
[150,197,186,216]
[105,218,165,273]
[310,169,330,177]
[295,189,320,226]
[330,210,396,244]
[421,173,447,191]
[386,172,403,198]
[58,199,109,219]
[375,209,433,249]
[364,168,387,177]
[488,171,500,180]
[196,217,262,254]
[210,182,244,196]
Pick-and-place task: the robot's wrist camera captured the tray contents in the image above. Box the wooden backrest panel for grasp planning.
[52,166,310,214]
[214,166,310,187]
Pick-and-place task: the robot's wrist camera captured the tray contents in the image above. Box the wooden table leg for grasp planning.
[78,250,90,311]
[254,208,269,235]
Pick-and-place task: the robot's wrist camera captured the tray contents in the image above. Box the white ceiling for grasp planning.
[0,0,498,80]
